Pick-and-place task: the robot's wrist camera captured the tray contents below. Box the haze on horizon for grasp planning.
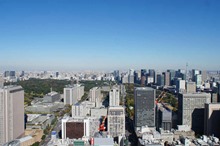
[0,0,220,71]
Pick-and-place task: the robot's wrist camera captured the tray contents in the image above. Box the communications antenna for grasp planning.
[186,62,188,81]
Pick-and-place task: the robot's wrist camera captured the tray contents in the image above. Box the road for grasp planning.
[41,117,62,146]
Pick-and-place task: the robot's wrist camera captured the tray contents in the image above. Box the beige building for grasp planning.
[204,103,220,138]
[89,87,102,107]
[0,86,24,145]
[186,82,196,93]
[107,106,125,137]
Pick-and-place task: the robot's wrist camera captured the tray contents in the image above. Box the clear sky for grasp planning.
[0,0,220,71]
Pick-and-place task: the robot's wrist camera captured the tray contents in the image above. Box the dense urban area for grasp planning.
[0,69,220,146]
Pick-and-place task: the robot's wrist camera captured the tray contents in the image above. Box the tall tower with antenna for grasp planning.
[186,62,188,81]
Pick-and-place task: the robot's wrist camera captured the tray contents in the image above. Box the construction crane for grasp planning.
[156,91,166,104]
[98,115,107,131]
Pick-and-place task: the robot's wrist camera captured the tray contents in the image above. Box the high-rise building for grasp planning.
[129,69,134,76]
[134,71,141,84]
[109,89,120,107]
[0,78,4,88]
[157,74,165,86]
[148,69,156,83]
[176,69,185,80]
[121,75,129,84]
[167,69,176,85]
[204,103,220,138]
[64,84,84,105]
[192,69,201,82]
[163,72,170,86]
[186,82,196,93]
[201,70,207,82]
[107,106,125,138]
[176,80,185,93]
[4,71,15,78]
[195,74,202,87]
[146,76,154,85]
[128,75,134,84]
[178,93,211,134]
[0,86,24,145]
[89,87,101,107]
[134,87,155,130]
[20,71,25,77]
[55,72,59,78]
[141,69,147,85]
[113,70,120,82]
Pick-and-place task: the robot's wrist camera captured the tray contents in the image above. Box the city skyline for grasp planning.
[0,0,220,71]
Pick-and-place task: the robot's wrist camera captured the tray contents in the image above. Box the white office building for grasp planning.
[109,89,120,107]
[89,87,101,107]
[64,84,84,105]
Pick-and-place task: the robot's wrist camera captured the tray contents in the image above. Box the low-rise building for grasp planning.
[62,116,100,140]
[26,114,55,130]
[25,102,64,113]
[43,91,61,103]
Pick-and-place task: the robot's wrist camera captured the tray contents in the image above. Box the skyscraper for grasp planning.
[167,69,176,85]
[176,80,186,93]
[0,86,24,145]
[141,69,147,85]
[195,74,202,87]
[113,70,120,82]
[178,93,211,134]
[192,69,201,82]
[107,106,125,138]
[163,72,170,86]
[134,87,155,130]
[134,70,141,84]
[157,74,165,86]
[148,69,156,83]
[109,89,120,107]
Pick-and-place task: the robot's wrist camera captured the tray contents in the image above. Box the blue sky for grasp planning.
[0,0,220,71]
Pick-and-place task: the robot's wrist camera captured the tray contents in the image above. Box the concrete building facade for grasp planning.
[109,89,120,107]
[107,106,125,138]
[0,86,24,145]
[62,116,99,139]
[89,87,101,107]
[176,80,185,93]
[204,103,220,138]
[64,84,84,105]
[186,82,196,93]
[178,93,211,134]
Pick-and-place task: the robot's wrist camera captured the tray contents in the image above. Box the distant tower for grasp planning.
[185,62,188,81]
